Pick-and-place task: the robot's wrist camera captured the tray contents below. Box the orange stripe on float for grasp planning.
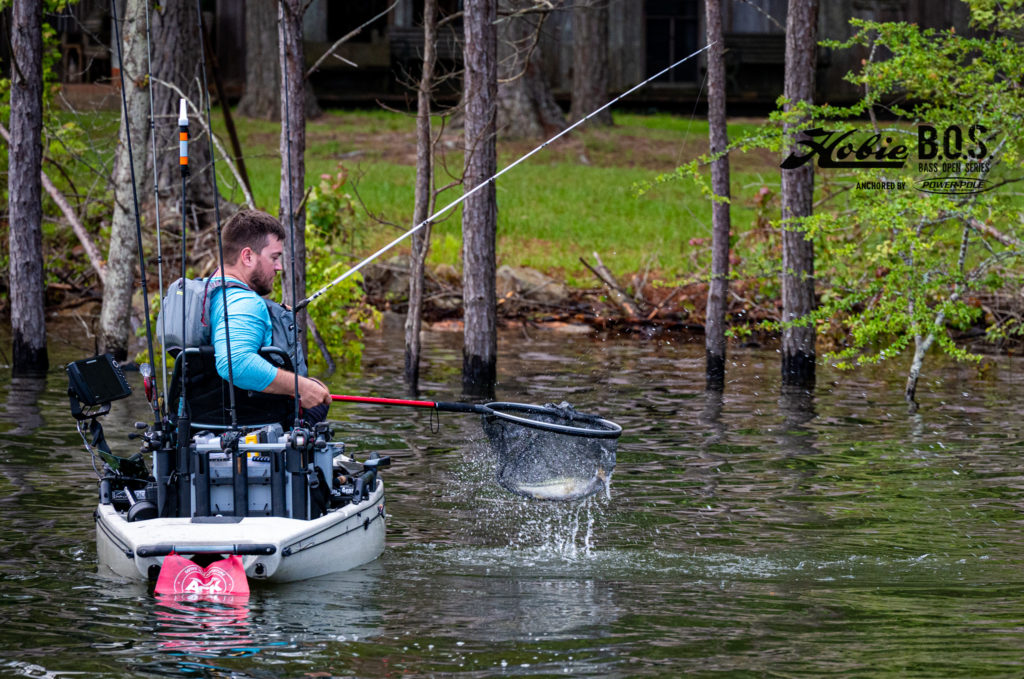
[180,157,188,165]
[179,132,188,141]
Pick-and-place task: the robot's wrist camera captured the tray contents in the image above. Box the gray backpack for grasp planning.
[156,277,307,377]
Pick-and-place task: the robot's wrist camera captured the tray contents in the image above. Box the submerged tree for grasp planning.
[405,0,439,394]
[7,0,48,375]
[279,0,310,353]
[779,0,819,389]
[704,0,731,390]
[462,0,499,395]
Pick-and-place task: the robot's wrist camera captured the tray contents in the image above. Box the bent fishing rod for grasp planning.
[295,41,714,313]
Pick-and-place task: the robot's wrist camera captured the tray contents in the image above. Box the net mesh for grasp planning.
[481,402,619,501]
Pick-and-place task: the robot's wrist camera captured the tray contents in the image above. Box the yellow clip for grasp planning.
[245,433,258,445]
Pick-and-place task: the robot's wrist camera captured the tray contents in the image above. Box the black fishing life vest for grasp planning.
[157,276,308,377]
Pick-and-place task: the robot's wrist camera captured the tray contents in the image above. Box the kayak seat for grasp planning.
[166,345,297,430]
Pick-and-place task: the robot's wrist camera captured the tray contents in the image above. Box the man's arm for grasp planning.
[262,369,331,408]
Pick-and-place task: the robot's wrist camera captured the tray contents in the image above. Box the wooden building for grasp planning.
[40,0,974,111]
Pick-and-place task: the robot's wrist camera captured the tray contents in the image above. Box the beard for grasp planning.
[250,265,275,296]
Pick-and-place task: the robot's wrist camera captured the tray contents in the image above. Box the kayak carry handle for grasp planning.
[136,544,277,557]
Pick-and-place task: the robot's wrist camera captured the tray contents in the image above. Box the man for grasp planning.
[208,209,330,421]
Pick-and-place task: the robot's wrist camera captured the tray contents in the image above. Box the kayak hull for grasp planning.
[94,479,386,583]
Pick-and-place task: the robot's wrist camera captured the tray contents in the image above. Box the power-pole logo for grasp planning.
[780,125,992,194]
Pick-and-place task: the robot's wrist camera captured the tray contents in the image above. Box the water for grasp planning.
[3,322,1024,677]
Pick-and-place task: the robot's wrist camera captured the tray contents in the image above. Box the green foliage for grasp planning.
[670,0,1024,376]
[304,166,381,372]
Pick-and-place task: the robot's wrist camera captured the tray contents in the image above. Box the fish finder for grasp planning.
[66,354,132,415]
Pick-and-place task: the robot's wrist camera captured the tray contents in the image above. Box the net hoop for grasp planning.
[483,402,622,439]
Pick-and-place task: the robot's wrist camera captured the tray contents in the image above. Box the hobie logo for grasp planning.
[780,124,993,195]
[781,128,909,169]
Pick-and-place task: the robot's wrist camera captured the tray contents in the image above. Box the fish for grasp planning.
[507,467,609,501]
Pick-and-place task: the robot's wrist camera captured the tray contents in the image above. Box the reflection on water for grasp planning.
[3,327,1024,676]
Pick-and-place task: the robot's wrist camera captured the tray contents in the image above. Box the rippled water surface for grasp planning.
[3,323,1024,677]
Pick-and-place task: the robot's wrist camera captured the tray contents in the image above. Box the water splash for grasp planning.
[439,442,609,560]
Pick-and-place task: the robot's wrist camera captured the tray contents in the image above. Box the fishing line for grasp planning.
[297,41,715,311]
[195,0,238,429]
[109,0,158,421]
[144,0,168,419]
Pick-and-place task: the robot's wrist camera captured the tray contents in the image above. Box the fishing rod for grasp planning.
[195,0,238,430]
[176,97,190,426]
[295,41,715,312]
[144,0,168,419]
[109,0,158,422]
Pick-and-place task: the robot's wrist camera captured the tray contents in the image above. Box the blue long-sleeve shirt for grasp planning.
[207,277,278,392]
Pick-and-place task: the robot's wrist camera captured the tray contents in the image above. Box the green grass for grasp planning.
[55,106,783,286]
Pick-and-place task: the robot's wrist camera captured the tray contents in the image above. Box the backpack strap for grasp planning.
[200,271,251,328]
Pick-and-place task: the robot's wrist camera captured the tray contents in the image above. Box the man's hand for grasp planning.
[265,369,331,407]
[298,376,331,408]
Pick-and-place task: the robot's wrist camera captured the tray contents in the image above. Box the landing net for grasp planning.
[480,402,621,501]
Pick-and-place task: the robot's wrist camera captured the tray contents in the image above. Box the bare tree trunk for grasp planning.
[462,0,499,396]
[237,0,279,119]
[100,0,151,362]
[236,1,320,121]
[569,0,611,125]
[780,0,818,389]
[8,0,47,375]
[704,0,730,390]
[150,0,216,215]
[279,0,308,355]
[496,0,565,140]
[405,0,438,395]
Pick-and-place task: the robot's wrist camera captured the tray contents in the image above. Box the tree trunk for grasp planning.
[236,1,321,121]
[780,0,818,388]
[704,0,730,390]
[100,0,151,362]
[462,0,499,396]
[150,0,216,216]
[496,0,565,140]
[569,0,611,125]
[405,0,438,395]
[279,0,308,356]
[8,0,48,375]
[236,0,279,119]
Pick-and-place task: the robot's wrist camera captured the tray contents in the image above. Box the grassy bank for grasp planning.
[206,109,778,286]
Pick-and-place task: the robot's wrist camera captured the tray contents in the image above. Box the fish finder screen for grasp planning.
[66,355,132,406]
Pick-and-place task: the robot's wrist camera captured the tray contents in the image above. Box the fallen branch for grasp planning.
[645,287,682,321]
[0,121,107,285]
[579,252,641,320]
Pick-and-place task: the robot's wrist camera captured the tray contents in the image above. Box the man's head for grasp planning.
[222,210,287,296]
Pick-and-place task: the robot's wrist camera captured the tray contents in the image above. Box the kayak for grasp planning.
[94,475,385,584]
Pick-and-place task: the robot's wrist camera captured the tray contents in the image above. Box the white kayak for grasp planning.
[94,477,385,583]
